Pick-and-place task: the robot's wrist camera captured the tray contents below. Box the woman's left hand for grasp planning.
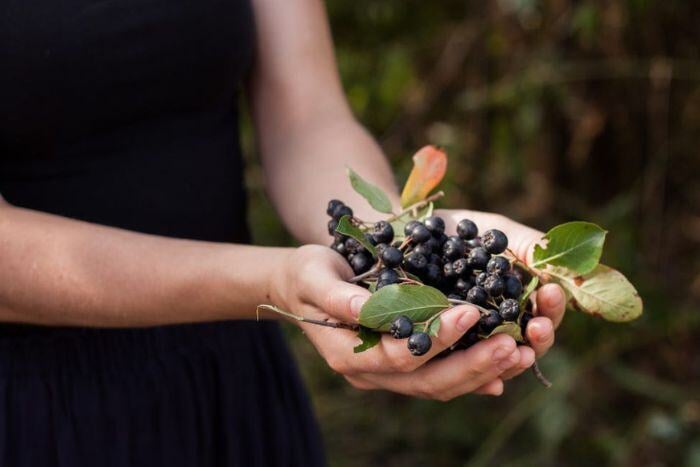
[436,209,566,389]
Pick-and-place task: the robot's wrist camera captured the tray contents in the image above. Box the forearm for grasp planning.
[0,202,288,326]
[260,116,399,244]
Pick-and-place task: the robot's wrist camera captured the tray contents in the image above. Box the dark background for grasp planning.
[243,1,700,465]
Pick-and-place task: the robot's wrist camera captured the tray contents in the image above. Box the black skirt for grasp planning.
[0,321,326,466]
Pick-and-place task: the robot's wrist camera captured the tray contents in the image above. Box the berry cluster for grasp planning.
[326,200,534,356]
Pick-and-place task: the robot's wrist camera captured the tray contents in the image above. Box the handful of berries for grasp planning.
[327,199,532,358]
[259,146,642,387]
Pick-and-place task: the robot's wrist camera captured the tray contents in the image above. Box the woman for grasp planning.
[0,0,565,465]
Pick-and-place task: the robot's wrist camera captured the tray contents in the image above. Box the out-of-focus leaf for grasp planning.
[399,145,447,208]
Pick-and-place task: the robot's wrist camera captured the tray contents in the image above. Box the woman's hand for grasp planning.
[269,245,531,399]
[437,209,566,383]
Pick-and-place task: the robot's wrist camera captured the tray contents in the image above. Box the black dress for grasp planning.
[0,0,326,465]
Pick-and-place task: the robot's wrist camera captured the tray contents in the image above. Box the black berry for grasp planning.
[331,241,347,256]
[443,236,466,260]
[381,246,403,268]
[520,311,534,334]
[428,253,443,267]
[467,247,490,270]
[454,278,472,295]
[486,256,511,276]
[424,216,445,235]
[410,224,431,243]
[475,271,488,286]
[327,218,339,236]
[479,309,503,334]
[364,233,377,247]
[456,219,478,240]
[483,274,505,297]
[350,252,372,274]
[326,199,344,217]
[466,238,482,249]
[332,204,353,220]
[412,242,433,257]
[422,263,442,285]
[404,252,428,272]
[407,332,432,356]
[443,261,457,279]
[378,268,399,284]
[459,328,480,348]
[452,258,470,277]
[499,298,520,321]
[503,274,523,299]
[466,286,488,306]
[389,316,413,339]
[371,221,394,244]
[344,237,365,255]
[482,229,508,255]
[404,220,421,237]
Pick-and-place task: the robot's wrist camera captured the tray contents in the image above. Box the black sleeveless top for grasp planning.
[0,1,325,465]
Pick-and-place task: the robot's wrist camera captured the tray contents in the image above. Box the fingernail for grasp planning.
[456,308,478,332]
[350,295,367,319]
[492,346,513,362]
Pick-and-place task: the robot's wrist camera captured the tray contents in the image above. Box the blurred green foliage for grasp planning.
[244,1,700,465]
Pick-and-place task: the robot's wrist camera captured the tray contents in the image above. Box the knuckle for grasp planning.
[326,356,350,375]
[393,355,417,373]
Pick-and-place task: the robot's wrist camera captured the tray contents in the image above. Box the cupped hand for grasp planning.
[269,245,528,399]
[436,209,566,383]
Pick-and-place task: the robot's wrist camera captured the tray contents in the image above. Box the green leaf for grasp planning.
[532,221,607,274]
[347,167,394,214]
[335,215,376,257]
[546,264,643,322]
[519,276,539,308]
[479,322,525,343]
[354,326,381,353]
[359,283,449,331]
[427,313,442,337]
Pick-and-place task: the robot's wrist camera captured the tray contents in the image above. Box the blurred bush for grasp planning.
[244,1,700,465]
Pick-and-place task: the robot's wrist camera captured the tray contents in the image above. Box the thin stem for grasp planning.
[349,264,381,283]
[505,248,548,282]
[385,191,445,223]
[257,305,359,331]
[531,361,552,388]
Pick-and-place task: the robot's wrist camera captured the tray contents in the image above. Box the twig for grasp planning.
[531,361,552,388]
[348,264,381,283]
[385,191,445,223]
[256,305,359,331]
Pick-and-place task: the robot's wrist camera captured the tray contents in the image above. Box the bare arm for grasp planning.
[249,0,398,244]
[0,199,286,326]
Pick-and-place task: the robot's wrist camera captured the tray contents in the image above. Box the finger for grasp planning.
[534,283,566,328]
[360,333,520,400]
[500,345,536,381]
[297,248,372,323]
[379,305,480,373]
[525,317,554,357]
[474,379,504,396]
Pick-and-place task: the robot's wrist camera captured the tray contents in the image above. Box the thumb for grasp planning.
[300,251,372,323]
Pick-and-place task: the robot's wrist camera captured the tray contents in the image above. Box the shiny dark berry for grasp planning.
[344,237,365,255]
[327,218,339,236]
[376,280,393,290]
[389,316,413,339]
[407,332,432,356]
[443,236,467,260]
[326,199,344,217]
[479,309,503,334]
[410,224,431,243]
[482,229,508,254]
[412,242,433,257]
[364,233,377,247]
[350,252,372,274]
[487,256,511,276]
[428,253,443,267]
[331,241,347,256]
[467,247,490,270]
[378,268,399,284]
[424,216,445,235]
[404,253,428,272]
[404,220,421,237]
[466,238,482,249]
[381,246,403,268]
[452,258,470,277]
[456,219,478,240]
[475,271,488,286]
[424,236,441,253]
[448,293,464,300]
[375,243,388,258]
[483,274,505,297]
[499,299,520,321]
[455,278,472,295]
[467,286,488,306]
[332,204,353,220]
[422,263,442,285]
[459,328,481,348]
[434,232,448,247]
[443,261,457,279]
[371,221,394,244]
[503,274,523,299]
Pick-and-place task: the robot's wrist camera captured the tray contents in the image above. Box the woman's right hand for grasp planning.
[268,245,534,400]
